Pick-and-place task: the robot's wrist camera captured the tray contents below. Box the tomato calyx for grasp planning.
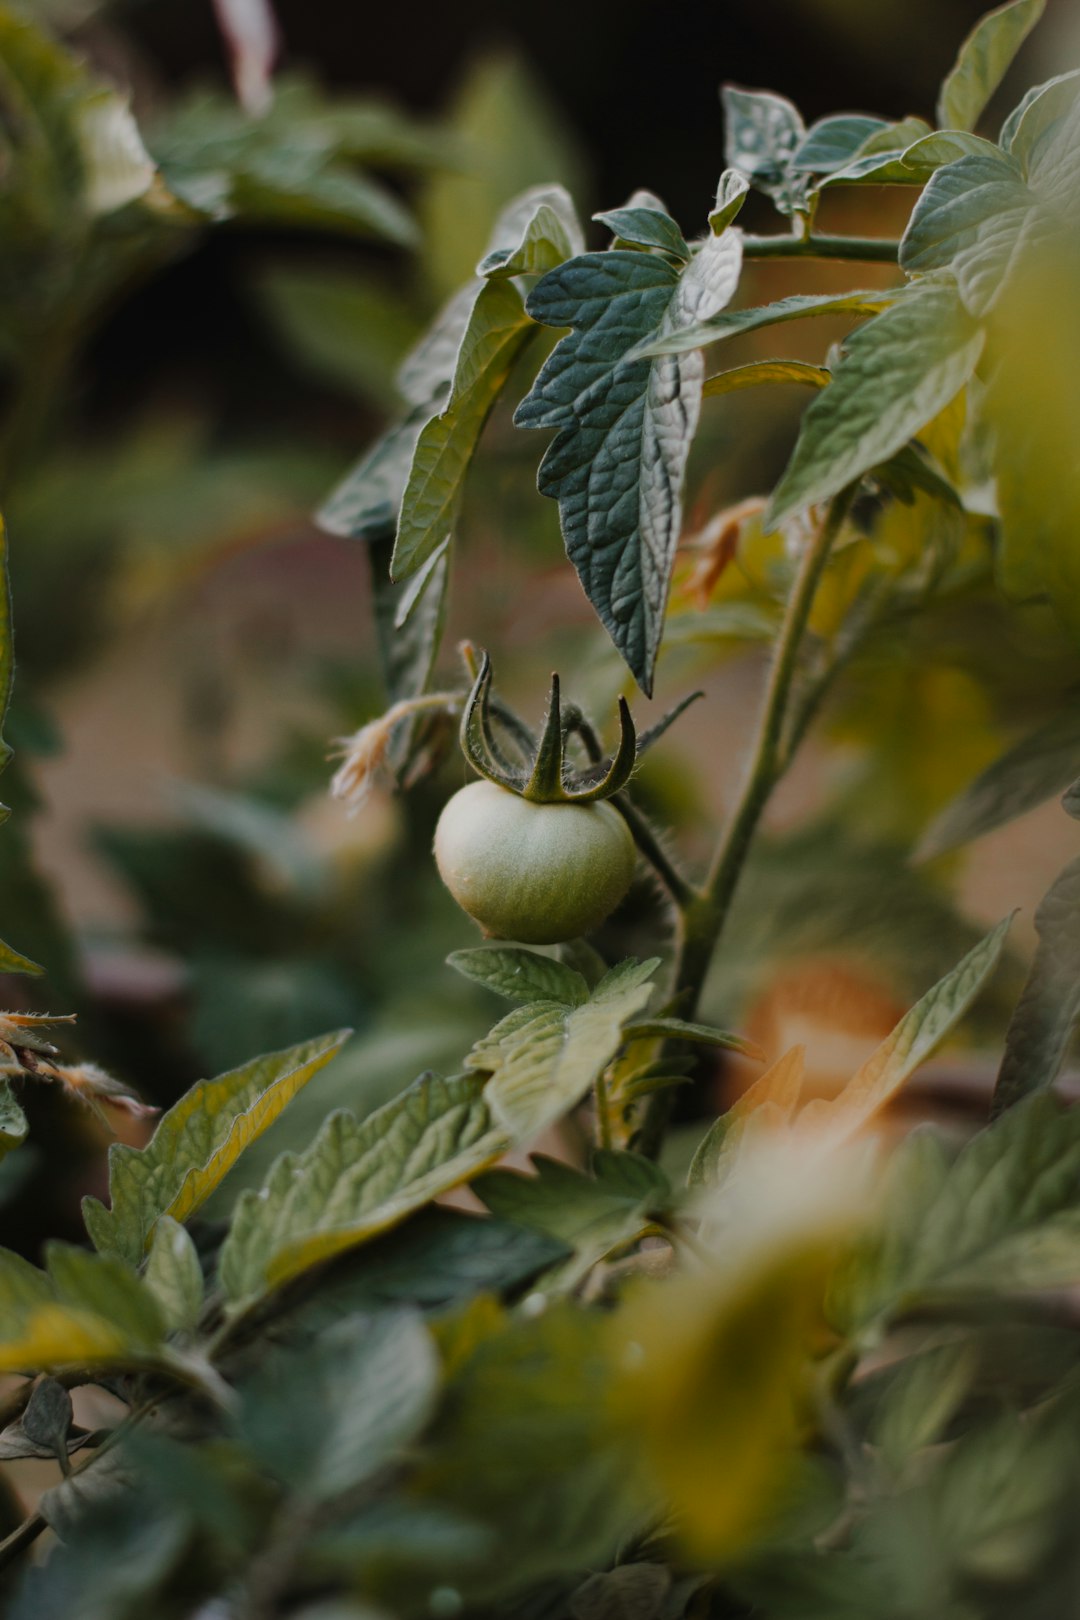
[460,651,701,806]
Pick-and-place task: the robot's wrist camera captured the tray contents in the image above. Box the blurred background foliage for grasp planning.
[0,0,1078,1252]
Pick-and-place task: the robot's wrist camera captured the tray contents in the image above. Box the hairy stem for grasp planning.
[637,487,855,1157]
[741,232,902,264]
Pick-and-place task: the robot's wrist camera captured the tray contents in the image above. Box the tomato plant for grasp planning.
[0,2,1080,1618]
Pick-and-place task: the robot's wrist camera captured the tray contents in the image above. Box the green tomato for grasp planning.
[434,779,637,944]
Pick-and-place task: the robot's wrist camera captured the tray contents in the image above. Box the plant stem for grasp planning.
[741,232,901,264]
[614,794,695,910]
[637,487,855,1157]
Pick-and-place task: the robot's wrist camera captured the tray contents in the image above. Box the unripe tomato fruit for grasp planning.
[434,779,637,944]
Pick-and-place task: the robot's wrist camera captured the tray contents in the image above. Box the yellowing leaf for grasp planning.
[83,1030,350,1265]
[0,1305,128,1371]
[612,1137,868,1560]
[0,1246,167,1374]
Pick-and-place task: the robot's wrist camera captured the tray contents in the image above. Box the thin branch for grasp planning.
[741,232,902,264]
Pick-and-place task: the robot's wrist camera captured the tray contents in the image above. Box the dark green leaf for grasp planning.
[318,409,430,542]
[790,115,891,173]
[937,0,1046,132]
[475,1150,670,1283]
[766,284,984,529]
[993,858,1080,1115]
[593,206,690,260]
[447,946,590,1006]
[273,1210,568,1333]
[917,703,1080,859]
[515,233,742,690]
[238,1311,438,1503]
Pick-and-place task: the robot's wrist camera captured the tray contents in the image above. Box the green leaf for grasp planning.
[83,1029,350,1266]
[993,859,1080,1115]
[867,1341,977,1473]
[703,359,829,398]
[390,185,585,581]
[515,233,743,691]
[142,1216,204,1336]
[420,1302,640,1590]
[815,116,935,187]
[466,959,658,1138]
[593,205,690,260]
[1000,70,1080,165]
[219,1071,509,1304]
[766,285,985,530]
[789,115,891,173]
[917,703,1080,860]
[45,1243,165,1352]
[475,1150,670,1284]
[621,1017,764,1058]
[447,946,590,1006]
[391,277,535,579]
[0,936,44,975]
[0,1244,166,1373]
[319,411,428,542]
[478,183,584,277]
[0,1077,27,1159]
[899,152,1034,316]
[272,1210,568,1332]
[637,287,898,362]
[800,916,1012,1141]
[238,1311,438,1504]
[708,169,751,233]
[900,129,1004,175]
[937,0,1045,132]
[838,1094,1080,1326]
